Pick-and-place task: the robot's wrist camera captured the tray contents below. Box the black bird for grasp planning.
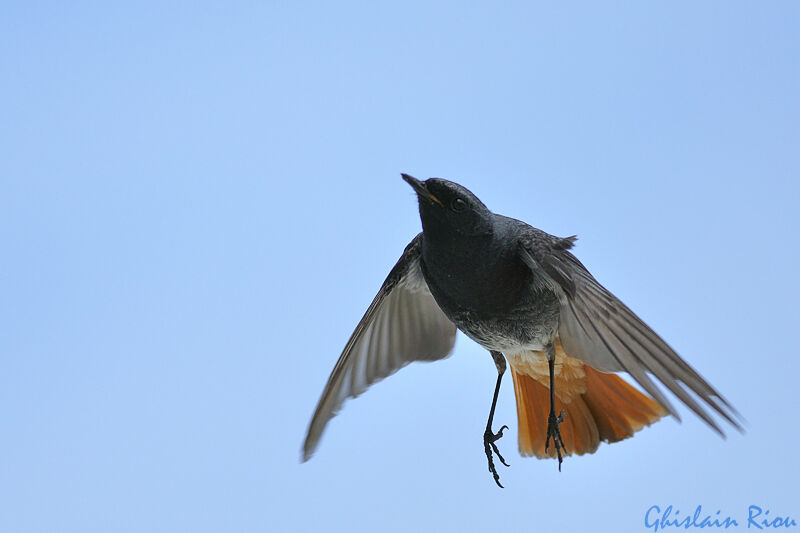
[302,174,742,487]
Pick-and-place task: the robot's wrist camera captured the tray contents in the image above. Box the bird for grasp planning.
[302,174,743,487]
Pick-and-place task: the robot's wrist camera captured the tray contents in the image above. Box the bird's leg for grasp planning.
[544,343,567,471]
[483,350,510,488]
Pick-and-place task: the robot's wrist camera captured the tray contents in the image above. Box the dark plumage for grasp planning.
[303,174,742,487]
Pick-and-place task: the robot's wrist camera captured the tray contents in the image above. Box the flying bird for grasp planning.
[302,174,742,487]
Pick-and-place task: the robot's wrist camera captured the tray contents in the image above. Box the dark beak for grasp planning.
[401,173,443,206]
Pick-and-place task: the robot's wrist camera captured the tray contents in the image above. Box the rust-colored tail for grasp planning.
[510,364,667,458]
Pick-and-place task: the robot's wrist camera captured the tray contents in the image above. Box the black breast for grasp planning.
[419,232,537,319]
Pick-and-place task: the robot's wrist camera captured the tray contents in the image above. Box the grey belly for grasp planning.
[449,305,560,354]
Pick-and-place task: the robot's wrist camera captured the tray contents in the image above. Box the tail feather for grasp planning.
[582,365,667,442]
[511,363,667,458]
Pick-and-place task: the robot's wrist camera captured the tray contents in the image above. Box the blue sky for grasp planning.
[2,2,798,532]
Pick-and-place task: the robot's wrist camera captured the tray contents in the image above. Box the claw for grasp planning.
[545,409,568,472]
[484,425,510,488]
[483,351,510,487]
[544,351,567,472]
[491,425,510,467]
[491,441,510,468]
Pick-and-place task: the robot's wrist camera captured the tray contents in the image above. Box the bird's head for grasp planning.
[402,174,493,237]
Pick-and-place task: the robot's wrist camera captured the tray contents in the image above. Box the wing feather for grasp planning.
[302,234,457,461]
[519,232,743,434]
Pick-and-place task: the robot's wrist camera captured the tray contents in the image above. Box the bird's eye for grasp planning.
[450,198,466,212]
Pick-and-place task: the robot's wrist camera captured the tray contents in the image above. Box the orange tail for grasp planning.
[510,364,667,458]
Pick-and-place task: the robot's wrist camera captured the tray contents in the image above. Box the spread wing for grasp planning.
[519,230,743,436]
[302,234,457,461]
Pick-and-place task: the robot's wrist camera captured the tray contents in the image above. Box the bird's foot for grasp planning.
[483,424,510,488]
[545,409,567,471]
